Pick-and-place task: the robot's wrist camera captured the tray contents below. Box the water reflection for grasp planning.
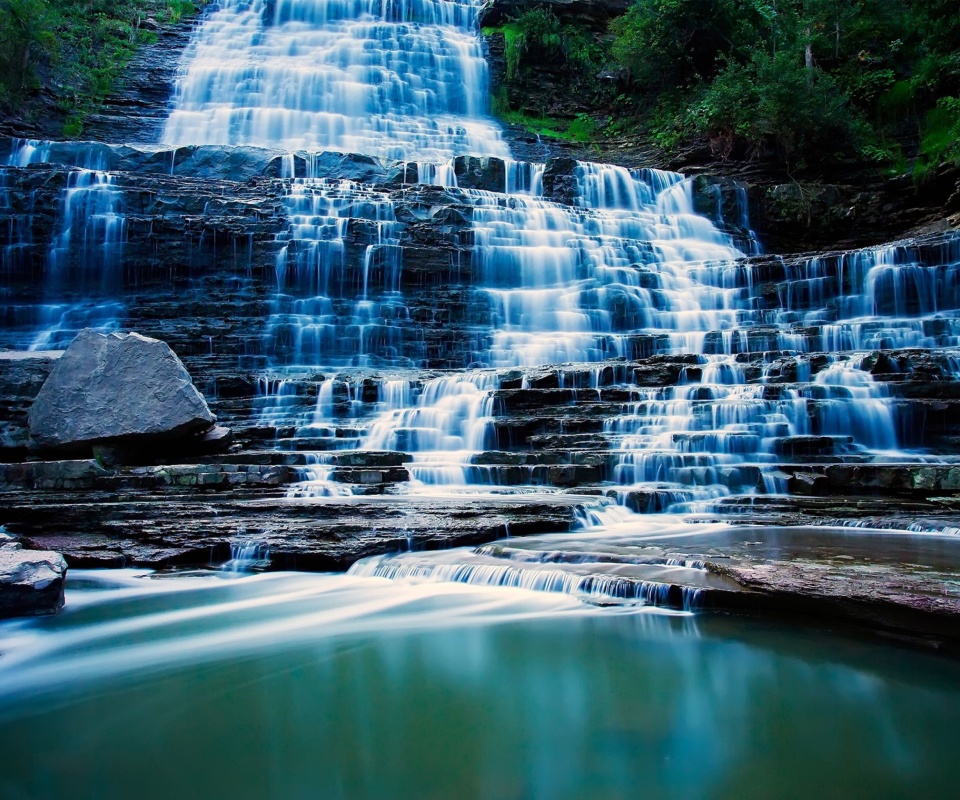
[0,571,958,799]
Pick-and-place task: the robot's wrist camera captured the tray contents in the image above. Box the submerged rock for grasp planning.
[0,544,66,618]
[28,329,216,455]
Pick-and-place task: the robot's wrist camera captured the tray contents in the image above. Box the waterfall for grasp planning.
[3,140,126,350]
[162,0,509,160]
[2,0,959,513]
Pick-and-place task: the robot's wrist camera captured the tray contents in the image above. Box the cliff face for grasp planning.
[81,13,206,145]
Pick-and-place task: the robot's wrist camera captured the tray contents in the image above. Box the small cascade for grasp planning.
[0,154,36,275]
[347,541,719,609]
[775,236,960,351]
[220,540,271,572]
[703,180,761,256]
[287,456,354,498]
[266,179,411,367]
[604,357,799,504]
[806,357,898,453]
[504,160,544,197]
[47,168,126,276]
[255,376,307,430]
[1,139,127,349]
[362,371,497,486]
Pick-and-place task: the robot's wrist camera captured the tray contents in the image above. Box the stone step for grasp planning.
[1,492,591,570]
[0,460,301,492]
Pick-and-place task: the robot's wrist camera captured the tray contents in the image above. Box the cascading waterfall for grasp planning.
[0,0,957,547]
[153,0,957,505]
[266,176,409,367]
[2,140,126,350]
[162,0,509,160]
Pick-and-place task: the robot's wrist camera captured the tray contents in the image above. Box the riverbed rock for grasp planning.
[0,545,67,618]
[28,329,216,455]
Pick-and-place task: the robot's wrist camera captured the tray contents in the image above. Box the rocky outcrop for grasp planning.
[82,6,212,145]
[28,330,216,456]
[4,491,588,571]
[0,542,66,618]
[0,4,209,143]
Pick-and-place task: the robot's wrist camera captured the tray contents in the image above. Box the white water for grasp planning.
[3,0,959,512]
[162,0,509,160]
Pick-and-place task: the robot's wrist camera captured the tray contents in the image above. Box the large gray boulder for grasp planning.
[0,543,67,618]
[28,329,215,452]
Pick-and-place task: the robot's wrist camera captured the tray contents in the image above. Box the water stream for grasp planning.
[1,570,959,799]
[2,0,960,792]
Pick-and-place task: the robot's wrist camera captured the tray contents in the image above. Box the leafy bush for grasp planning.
[609,0,960,169]
[920,96,960,165]
[683,51,866,164]
[492,7,606,82]
[0,1,208,133]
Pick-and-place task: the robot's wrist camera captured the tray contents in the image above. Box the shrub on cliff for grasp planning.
[0,0,206,134]
[610,0,960,170]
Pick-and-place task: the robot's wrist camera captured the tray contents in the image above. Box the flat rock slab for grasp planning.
[4,492,589,571]
[0,546,67,618]
[503,523,960,646]
[29,329,214,451]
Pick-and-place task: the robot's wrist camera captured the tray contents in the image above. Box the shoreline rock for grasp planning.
[0,543,66,619]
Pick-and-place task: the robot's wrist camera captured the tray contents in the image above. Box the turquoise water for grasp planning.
[1,570,958,799]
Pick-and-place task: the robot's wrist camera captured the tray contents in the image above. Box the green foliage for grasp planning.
[609,0,960,170]
[0,0,59,96]
[567,113,597,143]
[491,102,596,143]
[484,7,609,143]
[489,7,607,83]
[496,108,575,140]
[0,1,207,133]
[682,50,867,164]
[919,96,960,165]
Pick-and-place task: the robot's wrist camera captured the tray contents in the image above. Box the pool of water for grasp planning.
[1,570,959,799]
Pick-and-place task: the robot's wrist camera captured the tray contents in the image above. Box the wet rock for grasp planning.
[0,351,62,459]
[541,157,580,206]
[0,460,111,492]
[4,493,588,571]
[453,156,507,191]
[28,329,216,455]
[0,546,67,618]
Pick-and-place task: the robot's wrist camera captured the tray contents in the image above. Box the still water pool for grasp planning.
[1,570,958,799]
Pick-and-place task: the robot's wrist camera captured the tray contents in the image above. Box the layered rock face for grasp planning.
[0,0,959,643]
[3,143,960,538]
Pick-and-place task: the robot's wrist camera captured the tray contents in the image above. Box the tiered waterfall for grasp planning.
[1,0,960,594]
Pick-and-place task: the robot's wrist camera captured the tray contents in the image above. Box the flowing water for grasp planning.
[2,2,960,793]
[0,570,959,800]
